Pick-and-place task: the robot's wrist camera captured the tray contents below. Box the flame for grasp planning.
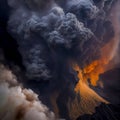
[70,2,120,119]
[70,38,117,119]
[70,63,108,120]
[74,38,118,90]
[74,0,120,88]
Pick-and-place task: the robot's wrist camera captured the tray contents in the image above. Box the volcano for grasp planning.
[0,0,120,120]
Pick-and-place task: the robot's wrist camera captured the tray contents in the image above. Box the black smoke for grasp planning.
[0,0,119,120]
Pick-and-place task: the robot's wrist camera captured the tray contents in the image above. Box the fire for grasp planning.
[70,38,117,119]
[75,0,120,88]
[70,2,120,119]
[70,41,114,119]
[79,58,107,86]
[70,61,108,120]
[74,38,117,90]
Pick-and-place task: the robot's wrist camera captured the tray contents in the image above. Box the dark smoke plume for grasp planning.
[0,0,119,120]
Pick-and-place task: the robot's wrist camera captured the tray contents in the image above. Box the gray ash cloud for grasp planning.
[8,0,100,80]
[0,0,118,119]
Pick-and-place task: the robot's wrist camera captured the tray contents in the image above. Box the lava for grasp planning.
[74,37,118,89]
[73,0,120,88]
[72,35,119,119]
[70,64,108,120]
[71,3,120,118]
[71,40,117,119]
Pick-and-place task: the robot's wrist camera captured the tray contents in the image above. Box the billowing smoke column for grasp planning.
[0,0,118,120]
[8,0,99,80]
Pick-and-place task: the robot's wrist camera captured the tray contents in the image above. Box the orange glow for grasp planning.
[74,38,117,89]
[70,2,120,118]
[70,39,117,119]
[70,64,108,119]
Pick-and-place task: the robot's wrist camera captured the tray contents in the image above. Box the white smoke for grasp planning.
[0,64,56,120]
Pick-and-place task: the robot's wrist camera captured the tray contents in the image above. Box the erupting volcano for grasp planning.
[74,37,119,88]
[0,0,120,120]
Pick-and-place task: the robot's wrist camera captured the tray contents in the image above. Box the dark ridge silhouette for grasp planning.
[77,103,120,120]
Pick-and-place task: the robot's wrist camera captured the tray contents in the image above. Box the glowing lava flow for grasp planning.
[78,0,120,87]
[69,65,108,120]
[74,65,108,103]
[71,37,119,119]
[75,35,119,89]
[70,39,118,119]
